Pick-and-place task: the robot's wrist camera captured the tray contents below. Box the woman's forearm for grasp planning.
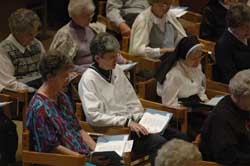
[80,129,96,151]
[52,145,81,157]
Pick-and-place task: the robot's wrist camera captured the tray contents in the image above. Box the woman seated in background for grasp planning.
[215,3,250,84]
[129,0,186,59]
[199,0,243,42]
[50,0,126,73]
[200,69,250,165]
[156,35,209,139]
[0,8,45,93]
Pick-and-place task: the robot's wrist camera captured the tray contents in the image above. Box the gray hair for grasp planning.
[227,3,250,28]
[68,0,95,18]
[155,139,202,166]
[229,69,250,97]
[39,50,73,81]
[8,8,41,35]
[90,32,120,58]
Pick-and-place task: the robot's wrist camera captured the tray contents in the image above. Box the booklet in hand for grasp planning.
[180,95,225,108]
[91,134,133,164]
[139,108,173,134]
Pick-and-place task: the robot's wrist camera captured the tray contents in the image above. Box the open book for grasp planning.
[203,95,225,106]
[139,108,173,134]
[91,134,133,162]
[180,95,225,108]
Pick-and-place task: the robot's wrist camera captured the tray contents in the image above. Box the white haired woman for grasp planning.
[50,0,126,73]
[155,139,202,166]
[0,8,45,93]
[200,69,250,165]
[129,0,187,58]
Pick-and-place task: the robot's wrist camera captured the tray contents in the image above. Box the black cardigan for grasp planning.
[199,0,227,42]
[215,30,250,84]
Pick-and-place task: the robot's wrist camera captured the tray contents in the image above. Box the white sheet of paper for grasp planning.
[94,141,126,157]
[18,75,42,84]
[124,140,134,153]
[205,96,225,106]
[0,101,12,108]
[94,134,130,156]
[170,7,188,18]
[119,62,138,71]
[139,112,171,134]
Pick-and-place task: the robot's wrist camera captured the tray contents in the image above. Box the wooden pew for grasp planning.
[1,89,29,119]
[23,120,130,166]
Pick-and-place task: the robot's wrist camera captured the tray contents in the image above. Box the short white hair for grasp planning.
[229,69,250,97]
[155,139,202,166]
[68,0,95,18]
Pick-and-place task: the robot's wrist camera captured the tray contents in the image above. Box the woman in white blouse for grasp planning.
[156,35,208,108]
[129,0,186,58]
[156,35,209,139]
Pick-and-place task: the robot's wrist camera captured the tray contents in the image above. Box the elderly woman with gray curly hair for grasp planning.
[0,8,45,93]
[200,69,250,165]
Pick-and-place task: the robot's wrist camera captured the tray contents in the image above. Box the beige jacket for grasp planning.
[129,7,186,58]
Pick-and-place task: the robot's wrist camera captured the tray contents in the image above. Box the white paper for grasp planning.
[119,62,137,71]
[94,134,130,157]
[139,110,172,134]
[205,96,224,106]
[18,75,42,84]
[124,140,134,153]
[170,6,188,18]
[95,140,125,157]
[0,101,12,108]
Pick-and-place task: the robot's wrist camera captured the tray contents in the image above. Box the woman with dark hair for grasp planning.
[199,0,243,41]
[26,50,96,156]
[156,35,209,139]
[215,3,250,84]
[156,35,208,108]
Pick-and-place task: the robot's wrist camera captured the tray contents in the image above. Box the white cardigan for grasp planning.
[129,7,187,58]
[78,65,144,127]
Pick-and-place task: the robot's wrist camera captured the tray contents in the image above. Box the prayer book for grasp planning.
[91,134,133,162]
[203,95,225,106]
[139,108,173,134]
[180,95,225,108]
